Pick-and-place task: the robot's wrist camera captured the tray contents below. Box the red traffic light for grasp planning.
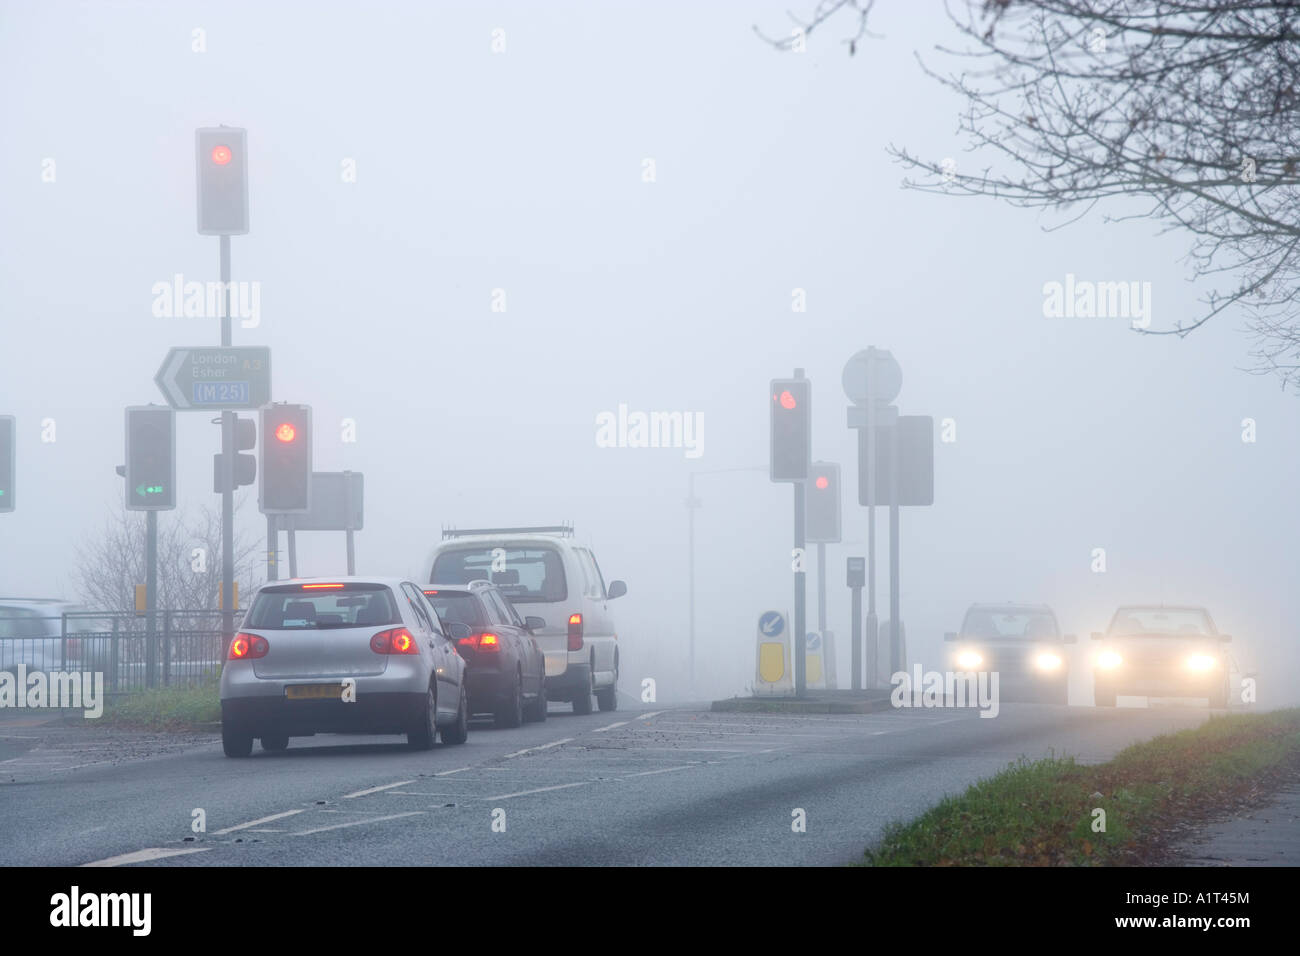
[779,390,797,410]
[815,475,829,490]
[274,423,296,443]
[211,145,232,165]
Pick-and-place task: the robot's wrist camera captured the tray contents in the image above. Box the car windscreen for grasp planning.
[1109,608,1213,636]
[431,546,566,604]
[961,609,1058,639]
[245,583,401,629]
[422,590,485,628]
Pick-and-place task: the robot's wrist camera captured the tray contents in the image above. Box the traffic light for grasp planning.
[125,406,176,511]
[196,127,249,236]
[0,415,14,514]
[769,378,810,481]
[260,404,311,513]
[214,417,257,493]
[806,461,841,543]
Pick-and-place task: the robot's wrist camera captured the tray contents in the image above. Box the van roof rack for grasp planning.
[441,524,573,539]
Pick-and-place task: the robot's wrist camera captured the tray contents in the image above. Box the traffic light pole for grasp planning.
[816,542,826,634]
[888,420,900,676]
[145,510,158,688]
[220,235,236,642]
[865,394,878,689]
[266,514,278,582]
[794,479,806,697]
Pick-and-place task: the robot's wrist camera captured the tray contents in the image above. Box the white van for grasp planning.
[425,526,626,714]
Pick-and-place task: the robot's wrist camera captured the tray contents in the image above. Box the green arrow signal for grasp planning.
[135,484,164,497]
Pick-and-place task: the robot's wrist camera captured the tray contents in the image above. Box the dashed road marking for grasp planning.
[593,721,628,732]
[343,780,417,799]
[622,765,694,778]
[484,781,590,801]
[637,711,663,720]
[504,737,573,758]
[292,811,425,836]
[81,847,211,867]
[212,808,306,835]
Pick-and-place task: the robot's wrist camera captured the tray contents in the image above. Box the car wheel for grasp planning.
[407,687,437,750]
[596,660,618,712]
[496,670,524,729]
[222,722,254,758]
[441,685,469,745]
[260,734,289,753]
[572,669,594,715]
[525,673,548,723]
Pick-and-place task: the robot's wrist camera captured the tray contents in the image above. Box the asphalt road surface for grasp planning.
[1,700,1218,866]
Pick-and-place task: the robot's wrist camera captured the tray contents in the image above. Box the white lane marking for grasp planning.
[343,779,417,799]
[622,765,693,778]
[484,781,590,801]
[81,847,210,867]
[434,766,471,776]
[504,737,573,758]
[292,811,424,836]
[212,808,305,835]
[637,711,663,720]
[593,721,628,733]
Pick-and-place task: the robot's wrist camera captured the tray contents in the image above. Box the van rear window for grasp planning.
[431,547,566,604]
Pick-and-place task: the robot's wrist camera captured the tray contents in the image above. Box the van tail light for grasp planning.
[371,627,419,655]
[230,632,269,660]
[567,613,583,651]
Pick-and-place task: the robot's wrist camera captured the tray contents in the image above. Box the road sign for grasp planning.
[842,348,902,406]
[282,472,364,531]
[155,347,271,410]
[859,415,935,506]
[759,610,786,638]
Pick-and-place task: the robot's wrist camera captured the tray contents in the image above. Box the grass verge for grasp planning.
[100,676,221,731]
[862,708,1300,866]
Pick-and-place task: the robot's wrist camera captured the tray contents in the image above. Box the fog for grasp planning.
[2,1,1296,706]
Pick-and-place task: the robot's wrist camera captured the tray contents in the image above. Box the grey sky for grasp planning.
[2,1,1295,702]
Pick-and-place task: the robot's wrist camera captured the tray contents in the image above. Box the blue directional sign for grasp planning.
[155,347,270,410]
[759,610,786,638]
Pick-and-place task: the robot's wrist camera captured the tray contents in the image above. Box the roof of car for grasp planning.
[1113,604,1209,613]
[966,603,1054,612]
[265,576,412,588]
[423,581,493,592]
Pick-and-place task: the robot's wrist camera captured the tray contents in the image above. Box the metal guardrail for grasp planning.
[0,609,240,696]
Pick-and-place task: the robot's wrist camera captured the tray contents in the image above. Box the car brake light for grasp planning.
[370,627,419,655]
[302,583,344,590]
[229,632,269,660]
[457,632,500,653]
[568,613,583,651]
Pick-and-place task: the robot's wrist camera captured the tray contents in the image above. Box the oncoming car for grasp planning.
[1091,605,1232,708]
[943,603,1076,704]
[219,577,469,757]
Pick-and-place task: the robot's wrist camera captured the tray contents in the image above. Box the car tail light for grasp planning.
[567,613,583,651]
[229,631,269,660]
[371,627,419,655]
[457,632,501,654]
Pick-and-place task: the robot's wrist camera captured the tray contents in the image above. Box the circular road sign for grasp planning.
[842,348,902,406]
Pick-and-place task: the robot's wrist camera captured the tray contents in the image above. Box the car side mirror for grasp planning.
[606,580,627,600]
[1063,633,1077,644]
[1218,633,1232,643]
[524,616,546,632]
[1090,632,1104,641]
[943,632,957,642]
[444,621,471,642]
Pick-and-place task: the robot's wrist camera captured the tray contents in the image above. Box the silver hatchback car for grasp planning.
[219,577,469,757]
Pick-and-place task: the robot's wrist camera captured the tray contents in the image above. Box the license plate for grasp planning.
[285,683,344,700]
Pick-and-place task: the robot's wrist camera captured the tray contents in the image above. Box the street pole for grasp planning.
[816,541,827,634]
[344,470,356,575]
[793,369,807,697]
[864,374,877,689]
[686,471,697,690]
[266,514,277,582]
[145,509,157,688]
[889,418,900,676]
[288,527,298,578]
[220,235,235,636]
[850,578,862,690]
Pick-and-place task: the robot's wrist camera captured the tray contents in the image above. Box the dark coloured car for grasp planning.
[423,580,547,727]
[944,603,1076,704]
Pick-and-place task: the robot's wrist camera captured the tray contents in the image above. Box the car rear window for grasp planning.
[431,546,567,604]
[422,590,486,628]
[246,583,401,630]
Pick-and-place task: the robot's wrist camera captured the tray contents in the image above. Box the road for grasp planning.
[0,700,1218,866]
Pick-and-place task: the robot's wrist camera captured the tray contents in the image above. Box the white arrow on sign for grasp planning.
[155,349,189,408]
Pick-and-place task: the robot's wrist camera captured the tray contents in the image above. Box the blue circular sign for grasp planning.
[759,611,785,637]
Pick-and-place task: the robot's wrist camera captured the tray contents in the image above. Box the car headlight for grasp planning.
[1097,651,1123,670]
[1186,654,1218,672]
[1035,652,1063,671]
[956,650,983,669]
